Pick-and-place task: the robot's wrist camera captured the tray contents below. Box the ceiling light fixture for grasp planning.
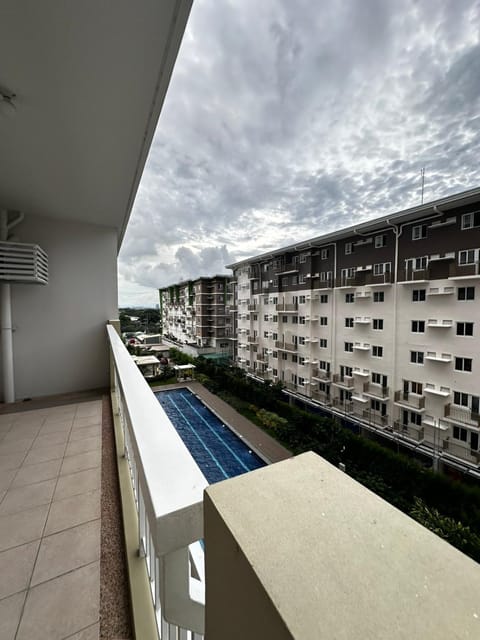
[0,86,16,117]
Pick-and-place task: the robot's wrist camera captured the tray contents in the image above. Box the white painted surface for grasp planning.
[3,215,118,400]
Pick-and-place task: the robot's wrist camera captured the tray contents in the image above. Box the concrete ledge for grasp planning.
[205,452,480,640]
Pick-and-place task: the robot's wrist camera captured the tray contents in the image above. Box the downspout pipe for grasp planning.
[0,211,14,402]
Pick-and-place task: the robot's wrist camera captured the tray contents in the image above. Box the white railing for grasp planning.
[107,324,206,639]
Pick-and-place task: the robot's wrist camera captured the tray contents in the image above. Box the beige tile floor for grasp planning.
[0,400,102,640]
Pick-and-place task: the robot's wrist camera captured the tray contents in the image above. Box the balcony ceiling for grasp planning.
[0,0,191,248]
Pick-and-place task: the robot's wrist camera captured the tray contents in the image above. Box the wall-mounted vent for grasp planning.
[0,241,48,284]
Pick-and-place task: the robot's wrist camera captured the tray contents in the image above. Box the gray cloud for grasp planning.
[119,0,480,305]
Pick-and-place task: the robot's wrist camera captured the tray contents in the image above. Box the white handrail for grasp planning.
[107,324,207,636]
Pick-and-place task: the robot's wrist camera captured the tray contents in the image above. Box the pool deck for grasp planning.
[152,382,292,464]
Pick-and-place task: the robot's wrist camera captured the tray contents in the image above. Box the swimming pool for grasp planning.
[155,388,266,484]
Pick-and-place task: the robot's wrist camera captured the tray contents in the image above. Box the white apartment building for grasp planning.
[160,275,233,358]
[227,188,480,475]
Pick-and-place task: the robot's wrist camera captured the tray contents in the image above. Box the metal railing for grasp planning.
[107,324,205,639]
[393,421,425,442]
[394,390,425,409]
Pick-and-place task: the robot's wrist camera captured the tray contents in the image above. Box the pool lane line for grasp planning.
[166,394,229,480]
[177,390,251,473]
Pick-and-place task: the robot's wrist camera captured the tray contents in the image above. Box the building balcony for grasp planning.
[448,262,480,279]
[354,316,371,325]
[393,421,425,442]
[425,351,452,363]
[352,368,369,378]
[442,440,480,465]
[311,368,331,381]
[276,303,299,313]
[444,404,480,427]
[363,383,389,399]
[353,342,370,351]
[332,373,355,388]
[363,410,390,428]
[426,319,453,329]
[311,390,331,404]
[424,384,451,398]
[394,390,425,410]
[247,304,257,311]
[247,336,258,344]
[399,267,429,283]
[275,341,298,352]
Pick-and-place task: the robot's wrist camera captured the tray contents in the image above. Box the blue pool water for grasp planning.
[155,388,266,484]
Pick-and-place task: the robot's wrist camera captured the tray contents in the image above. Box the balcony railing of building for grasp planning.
[247,336,258,344]
[276,302,299,312]
[394,390,425,410]
[442,439,480,465]
[275,340,298,352]
[363,383,389,399]
[444,404,480,426]
[340,271,392,288]
[401,267,429,282]
[311,389,331,404]
[107,324,206,639]
[393,421,425,442]
[448,261,480,279]
[311,368,331,381]
[362,410,389,427]
[332,373,354,388]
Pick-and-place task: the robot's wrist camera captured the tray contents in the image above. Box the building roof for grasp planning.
[226,186,480,269]
[159,274,232,290]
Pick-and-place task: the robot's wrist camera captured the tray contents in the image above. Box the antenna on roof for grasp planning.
[421,167,425,204]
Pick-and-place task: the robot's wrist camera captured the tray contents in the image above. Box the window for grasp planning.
[282,316,288,323]
[298,377,305,386]
[453,391,479,411]
[282,277,288,286]
[282,353,288,360]
[345,317,354,328]
[412,289,426,302]
[406,257,428,271]
[341,267,356,279]
[273,278,278,287]
[299,356,305,365]
[252,314,258,321]
[299,295,306,304]
[299,337,306,346]
[345,293,354,303]
[372,345,383,357]
[461,211,480,229]
[320,338,328,348]
[263,331,269,338]
[374,235,386,248]
[292,316,298,324]
[345,342,353,352]
[411,320,425,333]
[292,354,298,363]
[273,367,278,375]
[319,360,330,371]
[272,315,278,322]
[291,275,298,285]
[458,287,475,300]
[373,291,384,302]
[320,316,328,326]
[321,248,329,259]
[299,316,306,324]
[320,294,329,303]
[253,281,258,290]
[455,357,472,372]
[457,322,474,336]
[373,318,383,330]
[412,224,427,240]
[272,332,278,341]
[299,253,307,263]
[409,381,423,395]
[458,249,478,265]
[453,426,468,442]
[299,274,306,284]
[373,262,391,276]
[264,314,269,321]
[320,271,332,282]
[345,242,354,255]
[271,297,278,305]
[410,351,424,364]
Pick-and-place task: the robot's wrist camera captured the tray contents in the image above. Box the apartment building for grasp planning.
[159,275,233,358]
[227,188,480,474]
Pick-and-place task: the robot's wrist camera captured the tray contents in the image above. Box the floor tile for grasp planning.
[32,520,100,586]
[11,459,62,489]
[54,468,101,501]
[60,450,101,476]
[32,431,69,449]
[23,443,66,466]
[75,402,102,417]
[0,539,39,599]
[0,590,27,640]
[72,416,101,430]
[0,414,14,426]
[16,561,100,640]
[0,468,16,492]
[68,425,101,442]
[0,451,27,471]
[0,478,56,516]
[64,622,99,640]
[0,504,49,552]
[0,437,35,455]
[2,426,40,442]
[39,421,73,435]
[45,489,101,535]
[65,437,101,458]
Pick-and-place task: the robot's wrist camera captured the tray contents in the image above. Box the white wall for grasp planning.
[3,214,118,400]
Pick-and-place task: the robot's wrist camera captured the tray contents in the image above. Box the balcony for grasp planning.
[399,267,429,283]
[394,390,425,410]
[311,369,331,381]
[353,342,370,351]
[247,304,257,311]
[352,368,369,378]
[311,390,331,404]
[275,303,299,313]
[332,374,354,388]
[275,340,298,352]
[448,261,480,279]
[393,421,425,442]
[444,404,480,427]
[363,410,390,428]
[442,440,480,465]
[426,319,453,328]
[425,351,452,363]
[354,316,371,325]
[247,336,258,344]
[363,383,389,399]
[424,384,451,397]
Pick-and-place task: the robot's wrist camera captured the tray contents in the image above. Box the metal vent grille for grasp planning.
[0,241,48,284]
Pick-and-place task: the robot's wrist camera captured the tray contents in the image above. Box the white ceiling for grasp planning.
[0,0,192,248]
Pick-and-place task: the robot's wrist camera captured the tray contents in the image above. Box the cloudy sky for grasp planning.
[118,0,480,306]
